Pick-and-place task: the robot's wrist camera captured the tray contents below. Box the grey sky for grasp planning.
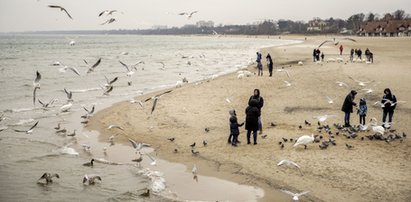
[0,0,410,32]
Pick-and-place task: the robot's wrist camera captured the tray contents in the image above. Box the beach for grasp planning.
[87,36,411,202]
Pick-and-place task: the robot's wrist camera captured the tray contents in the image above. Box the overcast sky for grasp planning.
[0,0,410,32]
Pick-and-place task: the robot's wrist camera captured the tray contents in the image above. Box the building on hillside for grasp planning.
[358,20,411,37]
[307,18,327,32]
[196,21,214,28]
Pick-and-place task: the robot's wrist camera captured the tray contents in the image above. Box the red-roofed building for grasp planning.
[359,20,411,37]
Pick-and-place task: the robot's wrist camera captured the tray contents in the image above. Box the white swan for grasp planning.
[293,134,314,149]
[370,117,385,135]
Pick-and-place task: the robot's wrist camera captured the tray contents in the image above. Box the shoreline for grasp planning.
[86,36,411,202]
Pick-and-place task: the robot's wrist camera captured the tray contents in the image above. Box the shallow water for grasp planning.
[0,34,298,201]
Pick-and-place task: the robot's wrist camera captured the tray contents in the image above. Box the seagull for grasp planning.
[276,69,291,78]
[145,153,157,166]
[83,174,101,185]
[132,61,145,70]
[313,115,335,122]
[293,134,314,149]
[38,173,60,184]
[14,121,39,134]
[132,152,143,165]
[86,58,102,74]
[348,76,373,86]
[203,140,208,147]
[128,138,151,153]
[158,62,166,70]
[192,164,198,182]
[277,160,303,176]
[119,61,135,76]
[98,10,117,17]
[59,102,73,113]
[59,66,81,76]
[108,125,124,130]
[54,123,61,130]
[178,11,198,19]
[81,144,92,153]
[83,159,95,167]
[151,97,158,114]
[326,96,337,104]
[63,88,73,102]
[33,71,41,105]
[336,81,348,88]
[281,190,309,201]
[38,98,57,109]
[48,5,72,19]
[101,18,116,25]
[101,85,113,96]
[69,40,75,46]
[318,40,338,48]
[82,105,95,117]
[361,88,373,94]
[283,81,293,87]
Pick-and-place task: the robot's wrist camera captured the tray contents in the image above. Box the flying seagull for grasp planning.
[104,76,118,87]
[348,76,373,86]
[86,58,102,73]
[64,88,73,102]
[33,71,41,105]
[277,159,303,176]
[119,61,135,76]
[107,125,124,130]
[38,98,57,109]
[318,40,338,48]
[48,5,72,19]
[14,121,39,134]
[101,18,116,25]
[326,96,337,104]
[281,190,309,201]
[276,69,291,78]
[98,10,117,17]
[101,85,113,96]
[128,138,151,153]
[178,11,198,19]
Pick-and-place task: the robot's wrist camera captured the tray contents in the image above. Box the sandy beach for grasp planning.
[87,36,411,202]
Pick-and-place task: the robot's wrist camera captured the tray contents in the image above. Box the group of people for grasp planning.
[312,49,324,62]
[256,52,274,77]
[350,48,373,63]
[341,88,397,128]
[228,89,264,146]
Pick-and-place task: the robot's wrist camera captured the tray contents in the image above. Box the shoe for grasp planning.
[247,142,251,145]
[253,143,257,145]
[237,140,241,144]
[232,144,237,147]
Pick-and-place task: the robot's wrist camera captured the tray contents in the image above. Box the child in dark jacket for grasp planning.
[228,109,244,147]
[357,98,367,125]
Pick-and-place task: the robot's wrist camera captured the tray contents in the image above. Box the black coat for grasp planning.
[341,93,357,113]
[230,116,244,135]
[245,99,261,131]
[248,95,264,112]
[382,94,397,112]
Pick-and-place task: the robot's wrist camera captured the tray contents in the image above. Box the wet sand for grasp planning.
[87,36,411,202]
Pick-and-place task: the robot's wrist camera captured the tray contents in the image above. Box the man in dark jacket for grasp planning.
[248,89,264,134]
[341,90,357,127]
[381,88,397,128]
[228,109,244,146]
[245,99,260,145]
[266,54,274,77]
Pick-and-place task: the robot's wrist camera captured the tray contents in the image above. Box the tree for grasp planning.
[392,9,406,20]
[366,12,376,22]
[346,13,365,31]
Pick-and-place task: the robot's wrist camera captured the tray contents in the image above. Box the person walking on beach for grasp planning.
[248,89,264,134]
[350,48,354,62]
[228,109,244,147]
[357,48,362,60]
[339,45,344,55]
[321,52,325,62]
[316,49,321,62]
[357,98,367,126]
[381,88,397,129]
[266,53,273,77]
[341,90,357,127]
[256,52,263,76]
[245,99,260,145]
[312,49,316,62]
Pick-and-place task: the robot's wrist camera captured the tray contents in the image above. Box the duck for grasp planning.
[38,172,59,184]
[83,159,95,167]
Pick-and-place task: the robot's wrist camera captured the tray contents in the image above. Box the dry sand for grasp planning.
[87,36,411,202]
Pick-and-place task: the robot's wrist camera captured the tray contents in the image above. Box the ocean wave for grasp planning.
[59,146,79,156]
[4,107,35,113]
[138,168,166,193]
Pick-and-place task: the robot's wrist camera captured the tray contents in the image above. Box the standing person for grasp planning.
[266,53,273,77]
[341,90,357,127]
[312,49,316,62]
[381,88,397,128]
[256,52,263,76]
[248,89,264,134]
[350,48,354,62]
[316,49,321,62]
[339,45,344,55]
[357,48,362,60]
[321,52,325,62]
[357,98,368,126]
[245,99,260,145]
[228,109,244,147]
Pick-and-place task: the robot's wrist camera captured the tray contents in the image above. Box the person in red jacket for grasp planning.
[339,45,343,55]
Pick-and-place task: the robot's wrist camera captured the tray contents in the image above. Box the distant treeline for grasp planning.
[13,9,410,36]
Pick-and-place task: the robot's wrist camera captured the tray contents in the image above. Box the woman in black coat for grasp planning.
[341,90,357,127]
[381,88,397,128]
[245,99,260,145]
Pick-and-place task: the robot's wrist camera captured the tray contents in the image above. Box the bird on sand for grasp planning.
[83,174,101,185]
[277,160,303,176]
[276,68,291,78]
[191,149,200,155]
[369,118,385,135]
[192,164,198,182]
[98,10,117,17]
[14,121,39,134]
[38,172,60,184]
[86,58,102,74]
[203,140,208,146]
[348,76,373,86]
[33,71,41,105]
[167,137,175,142]
[293,134,314,149]
[178,11,198,19]
[345,143,354,149]
[336,81,348,88]
[48,5,72,19]
[83,159,95,167]
[281,190,309,201]
[100,18,116,25]
[190,142,196,147]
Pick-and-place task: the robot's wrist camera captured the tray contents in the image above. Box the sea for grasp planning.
[0,34,299,201]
